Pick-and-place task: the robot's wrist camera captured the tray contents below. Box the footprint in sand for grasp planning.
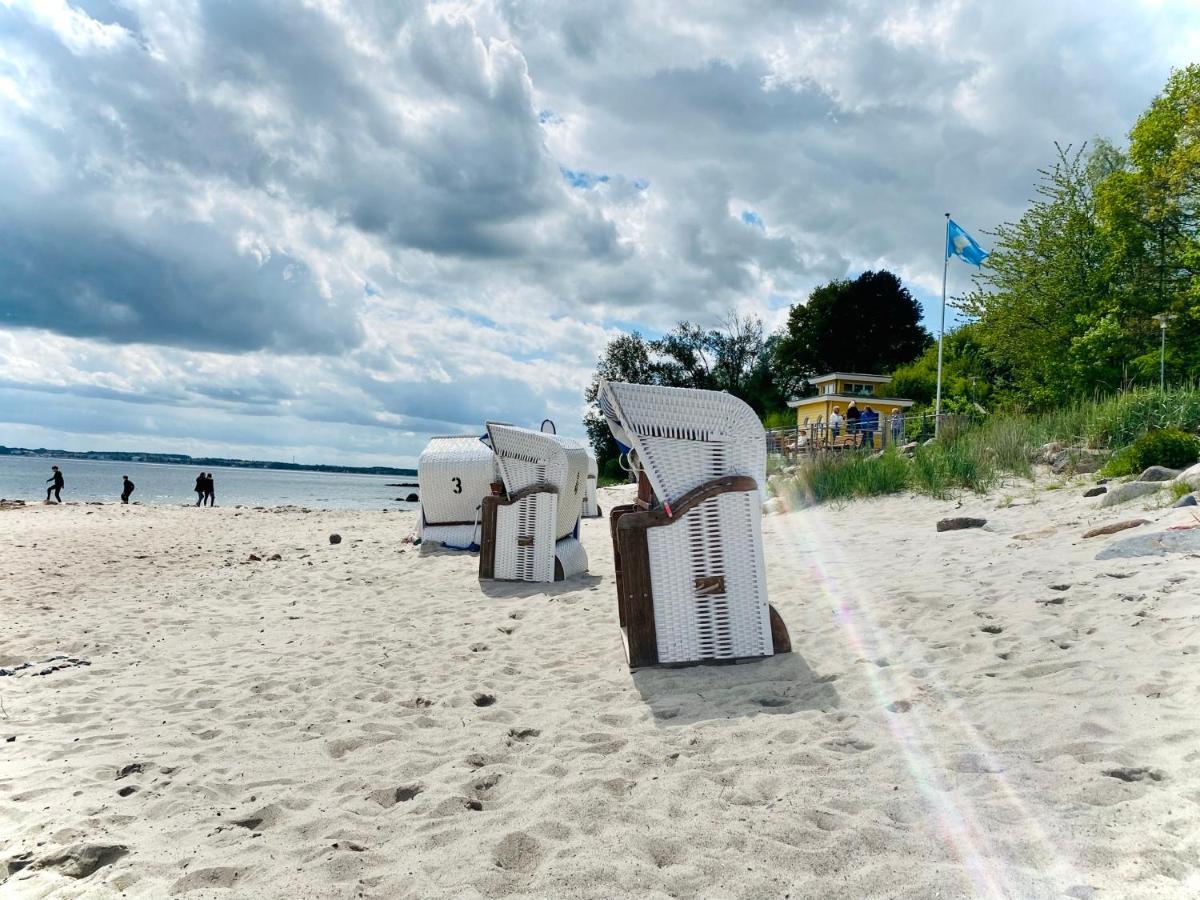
[1103,767,1164,783]
[472,692,496,707]
[369,785,423,808]
[493,831,543,874]
[886,700,912,713]
[980,625,1004,635]
[507,727,540,741]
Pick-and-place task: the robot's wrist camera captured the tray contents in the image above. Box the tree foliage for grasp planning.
[583,314,784,467]
[960,65,1200,403]
[772,270,931,396]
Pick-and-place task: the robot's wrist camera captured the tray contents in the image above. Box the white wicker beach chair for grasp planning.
[583,451,601,518]
[479,423,589,582]
[416,435,496,549]
[599,381,789,668]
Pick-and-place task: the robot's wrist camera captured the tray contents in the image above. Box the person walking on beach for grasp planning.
[194,472,206,506]
[45,465,64,503]
[204,472,216,507]
[121,475,135,504]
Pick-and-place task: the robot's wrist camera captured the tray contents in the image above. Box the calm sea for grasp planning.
[0,456,419,511]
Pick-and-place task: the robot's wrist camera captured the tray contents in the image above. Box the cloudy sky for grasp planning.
[1,0,1196,466]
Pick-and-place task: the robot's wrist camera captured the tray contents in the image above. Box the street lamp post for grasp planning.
[1152,313,1176,390]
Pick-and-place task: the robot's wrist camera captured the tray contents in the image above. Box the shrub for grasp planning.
[1099,428,1200,477]
[599,456,628,486]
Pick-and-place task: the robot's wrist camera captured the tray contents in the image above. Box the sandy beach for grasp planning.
[2,480,1199,898]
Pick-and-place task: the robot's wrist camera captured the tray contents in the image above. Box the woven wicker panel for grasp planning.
[494,492,557,581]
[418,522,481,549]
[554,536,589,578]
[487,424,587,541]
[644,490,771,664]
[417,436,496,526]
[598,382,765,505]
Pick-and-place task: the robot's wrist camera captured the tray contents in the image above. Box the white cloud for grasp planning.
[0,0,1195,463]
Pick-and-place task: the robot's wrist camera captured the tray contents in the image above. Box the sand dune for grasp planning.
[2,480,1198,898]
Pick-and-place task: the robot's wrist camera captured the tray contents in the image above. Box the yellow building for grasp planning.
[786,373,915,448]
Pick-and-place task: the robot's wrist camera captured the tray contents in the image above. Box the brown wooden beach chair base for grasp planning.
[610,475,791,669]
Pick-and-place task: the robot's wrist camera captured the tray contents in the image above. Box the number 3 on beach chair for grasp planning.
[478,423,589,582]
[599,381,790,669]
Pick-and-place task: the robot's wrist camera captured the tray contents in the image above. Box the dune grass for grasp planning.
[773,386,1200,506]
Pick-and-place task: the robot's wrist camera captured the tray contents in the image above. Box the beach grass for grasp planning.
[773,386,1200,506]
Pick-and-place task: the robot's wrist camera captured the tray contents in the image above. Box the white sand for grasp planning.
[2,481,1199,898]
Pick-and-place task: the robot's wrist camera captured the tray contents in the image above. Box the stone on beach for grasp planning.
[1096,528,1200,559]
[1082,519,1149,539]
[937,517,987,532]
[1083,486,1107,497]
[1098,481,1162,507]
[329,533,342,545]
[1137,466,1181,482]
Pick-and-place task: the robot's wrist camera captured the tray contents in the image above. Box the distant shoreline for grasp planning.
[0,446,415,478]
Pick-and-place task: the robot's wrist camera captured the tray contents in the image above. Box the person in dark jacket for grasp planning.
[45,465,64,503]
[121,475,135,504]
[860,406,879,449]
[204,472,215,507]
[845,400,861,437]
[194,472,206,506]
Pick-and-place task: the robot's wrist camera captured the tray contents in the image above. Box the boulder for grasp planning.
[1082,486,1107,498]
[1172,462,1200,491]
[1038,442,1064,464]
[1137,466,1181,482]
[1174,493,1198,508]
[1050,449,1105,475]
[1098,481,1162,508]
[405,493,419,502]
[1082,519,1149,539]
[937,517,987,532]
[329,533,342,545]
[1096,529,1200,560]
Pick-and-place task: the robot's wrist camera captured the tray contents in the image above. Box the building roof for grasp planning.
[788,394,914,409]
[808,372,894,385]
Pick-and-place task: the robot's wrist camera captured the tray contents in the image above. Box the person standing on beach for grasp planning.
[45,465,64,503]
[194,472,206,506]
[890,408,904,446]
[845,401,860,439]
[204,472,216,507]
[121,475,135,504]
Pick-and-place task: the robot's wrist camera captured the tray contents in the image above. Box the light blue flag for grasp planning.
[946,219,988,267]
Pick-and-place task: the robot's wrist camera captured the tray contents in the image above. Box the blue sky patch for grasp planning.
[560,167,610,189]
[741,210,764,229]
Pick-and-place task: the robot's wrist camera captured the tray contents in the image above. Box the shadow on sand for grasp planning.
[632,651,839,726]
[477,573,605,600]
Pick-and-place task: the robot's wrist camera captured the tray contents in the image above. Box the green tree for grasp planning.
[958,144,1120,403]
[889,323,1004,408]
[1096,64,1200,384]
[583,315,783,469]
[772,270,931,397]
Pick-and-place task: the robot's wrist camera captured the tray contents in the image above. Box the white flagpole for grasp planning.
[935,212,950,438]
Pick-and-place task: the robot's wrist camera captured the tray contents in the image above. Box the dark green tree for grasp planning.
[583,314,783,471]
[772,270,932,397]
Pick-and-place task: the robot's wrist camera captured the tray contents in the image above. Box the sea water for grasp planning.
[0,456,419,511]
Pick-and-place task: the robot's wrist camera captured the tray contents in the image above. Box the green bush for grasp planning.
[789,451,911,504]
[1099,427,1200,477]
[599,457,628,486]
[762,409,795,430]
